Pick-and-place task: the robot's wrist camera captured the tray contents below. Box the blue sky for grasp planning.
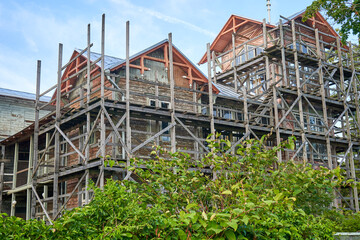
[0,0,316,95]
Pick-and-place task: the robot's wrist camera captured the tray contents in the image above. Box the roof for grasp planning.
[284,10,339,38]
[76,48,124,70]
[198,14,275,65]
[77,39,207,78]
[213,83,240,99]
[0,87,51,102]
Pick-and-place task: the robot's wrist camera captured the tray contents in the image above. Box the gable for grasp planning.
[198,15,275,65]
[290,11,339,43]
[52,40,217,102]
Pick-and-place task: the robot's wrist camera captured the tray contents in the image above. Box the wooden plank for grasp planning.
[31,60,41,219]
[31,185,53,224]
[11,143,19,216]
[169,33,176,153]
[292,19,307,162]
[99,14,106,190]
[125,21,132,175]
[0,162,4,213]
[53,43,63,218]
[53,172,87,220]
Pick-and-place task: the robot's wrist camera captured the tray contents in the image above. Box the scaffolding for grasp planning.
[0,12,360,221]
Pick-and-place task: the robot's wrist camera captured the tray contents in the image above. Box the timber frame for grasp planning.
[0,11,360,220]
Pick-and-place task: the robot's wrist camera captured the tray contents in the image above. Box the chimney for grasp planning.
[266,0,271,24]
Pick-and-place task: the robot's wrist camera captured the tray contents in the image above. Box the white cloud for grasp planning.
[109,0,216,38]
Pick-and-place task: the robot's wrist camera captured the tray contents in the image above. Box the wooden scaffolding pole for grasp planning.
[0,160,4,213]
[10,142,19,216]
[125,20,132,171]
[169,33,176,153]
[315,29,332,169]
[26,135,33,220]
[272,64,281,162]
[337,37,353,209]
[291,20,307,162]
[43,133,50,218]
[349,42,360,212]
[53,43,63,218]
[84,23,91,204]
[31,60,41,219]
[100,14,106,189]
[232,33,237,93]
[206,43,215,142]
[279,19,287,86]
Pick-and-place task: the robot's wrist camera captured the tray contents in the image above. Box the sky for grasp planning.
[0,0,317,95]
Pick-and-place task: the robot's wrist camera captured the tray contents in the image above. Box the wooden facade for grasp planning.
[1,11,360,221]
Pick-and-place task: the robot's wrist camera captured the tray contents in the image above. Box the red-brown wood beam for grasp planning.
[143,55,165,63]
[130,63,150,71]
[164,44,169,69]
[140,56,145,74]
[221,20,249,36]
[188,67,193,86]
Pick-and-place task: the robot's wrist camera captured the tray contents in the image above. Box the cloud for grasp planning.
[109,0,216,38]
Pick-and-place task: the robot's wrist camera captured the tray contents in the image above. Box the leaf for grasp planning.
[274,193,284,201]
[210,213,216,221]
[241,215,249,225]
[227,219,238,231]
[221,190,232,195]
[186,203,198,210]
[202,211,208,220]
[225,229,236,240]
[264,200,275,206]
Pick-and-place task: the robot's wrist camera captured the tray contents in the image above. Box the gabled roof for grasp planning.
[54,39,217,98]
[198,15,275,65]
[287,9,339,39]
[76,49,123,70]
[0,87,50,102]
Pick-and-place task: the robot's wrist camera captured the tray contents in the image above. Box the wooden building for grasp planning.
[1,10,360,221]
[0,88,52,140]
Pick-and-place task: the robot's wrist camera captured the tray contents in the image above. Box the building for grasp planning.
[0,10,359,221]
[0,88,52,140]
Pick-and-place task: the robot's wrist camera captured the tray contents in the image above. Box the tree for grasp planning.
[303,0,360,42]
[1,135,359,239]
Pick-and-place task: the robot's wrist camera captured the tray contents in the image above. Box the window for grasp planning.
[288,42,308,54]
[149,99,170,109]
[82,122,96,147]
[148,99,170,141]
[309,116,324,132]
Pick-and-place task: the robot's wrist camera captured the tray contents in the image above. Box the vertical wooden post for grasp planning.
[125,21,132,170]
[291,20,307,162]
[206,44,215,142]
[100,14,106,189]
[85,23,91,204]
[26,135,34,220]
[272,65,281,162]
[315,29,332,169]
[349,42,360,212]
[43,133,49,215]
[263,19,271,91]
[192,81,199,159]
[212,52,217,85]
[0,161,4,213]
[169,33,176,153]
[279,19,287,85]
[232,33,237,92]
[53,43,63,218]
[11,143,19,216]
[32,60,41,219]
[155,71,160,146]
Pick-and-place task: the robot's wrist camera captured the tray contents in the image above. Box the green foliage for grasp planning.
[303,0,360,42]
[0,135,359,239]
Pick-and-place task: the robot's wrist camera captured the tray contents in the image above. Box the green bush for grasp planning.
[0,135,359,239]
